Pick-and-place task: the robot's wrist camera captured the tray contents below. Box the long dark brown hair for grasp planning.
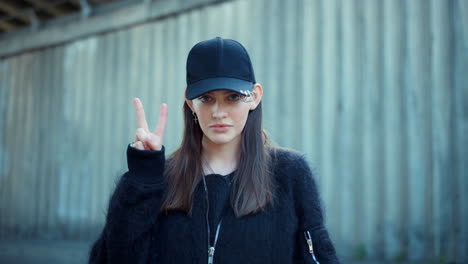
[160,99,275,217]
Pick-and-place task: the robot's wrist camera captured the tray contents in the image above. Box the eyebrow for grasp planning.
[205,90,238,95]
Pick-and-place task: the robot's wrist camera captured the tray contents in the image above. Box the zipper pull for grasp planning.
[304,231,320,264]
[304,231,314,254]
[208,246,215,264]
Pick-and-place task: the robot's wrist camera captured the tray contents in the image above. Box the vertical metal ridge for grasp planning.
[0,0,466,261]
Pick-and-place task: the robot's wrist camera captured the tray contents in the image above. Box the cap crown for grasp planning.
[186,37,256,85]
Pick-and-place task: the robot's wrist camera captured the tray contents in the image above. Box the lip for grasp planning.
[210,124,232,132]
[210,124,232,128]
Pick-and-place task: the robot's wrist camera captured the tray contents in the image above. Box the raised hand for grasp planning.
[131,98,167,151]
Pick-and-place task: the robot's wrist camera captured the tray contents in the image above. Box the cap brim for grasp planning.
[186,77,254,100]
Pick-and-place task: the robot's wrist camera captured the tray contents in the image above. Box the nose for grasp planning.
[211,102,228,119]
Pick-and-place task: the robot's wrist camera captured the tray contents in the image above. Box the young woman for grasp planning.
[89,37,340,263]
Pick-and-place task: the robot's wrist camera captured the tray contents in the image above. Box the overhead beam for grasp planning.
[26,9,39,30]
[0,2,31,24]
[79,0,92,18]
[0,20,16,31]
[24,0,68,17]
[0,0,230,58]
[67,0,85,10]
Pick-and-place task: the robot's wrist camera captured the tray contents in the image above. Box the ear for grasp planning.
[184,90,195,112]
[250,83,263,110]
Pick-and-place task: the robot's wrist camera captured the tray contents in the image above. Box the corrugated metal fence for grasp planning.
[0,0,467,262]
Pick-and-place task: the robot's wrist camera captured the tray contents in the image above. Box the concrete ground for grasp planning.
[0,240,91,264]
[0,240,460,264]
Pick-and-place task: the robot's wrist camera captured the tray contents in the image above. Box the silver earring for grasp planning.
[192,111,198,124]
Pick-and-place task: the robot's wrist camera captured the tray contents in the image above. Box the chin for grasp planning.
[206,133,238,145]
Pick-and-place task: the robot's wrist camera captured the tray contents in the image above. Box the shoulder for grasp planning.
[268,146,314,176]
[268,146,303,164]
[267,147,319,199]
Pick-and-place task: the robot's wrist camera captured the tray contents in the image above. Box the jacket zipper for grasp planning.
[203,174,228,264]
[304,231,320,264]
[208,220,222,264]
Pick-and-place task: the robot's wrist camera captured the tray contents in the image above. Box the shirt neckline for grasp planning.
[204,170,236,177]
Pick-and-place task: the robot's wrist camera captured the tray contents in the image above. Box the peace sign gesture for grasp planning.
[131,98,168,151]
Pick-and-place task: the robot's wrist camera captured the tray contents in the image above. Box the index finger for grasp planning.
[153,103,168,137]
[133,98,150,132]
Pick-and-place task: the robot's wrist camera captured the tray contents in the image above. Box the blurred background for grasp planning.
[0,0,467,263]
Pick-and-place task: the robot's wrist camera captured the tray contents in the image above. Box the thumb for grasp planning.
[147,134,162,151]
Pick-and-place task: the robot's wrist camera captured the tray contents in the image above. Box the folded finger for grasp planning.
[136,127,149,141]
[135,128,152,149]
[134,141,144,150]
[130,141,145,150]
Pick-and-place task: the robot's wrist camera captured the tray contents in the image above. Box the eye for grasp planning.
[227,93,242,101]
[197,95,212,103]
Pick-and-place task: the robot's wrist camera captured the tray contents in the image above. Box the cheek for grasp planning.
[196,111,214,133]
[231,108,250,126]
[197,111,211,125]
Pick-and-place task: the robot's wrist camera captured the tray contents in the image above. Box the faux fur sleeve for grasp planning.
[88,143,167,263]
[291,153,341,264]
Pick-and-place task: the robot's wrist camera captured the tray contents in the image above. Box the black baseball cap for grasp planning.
[185,37,256,100]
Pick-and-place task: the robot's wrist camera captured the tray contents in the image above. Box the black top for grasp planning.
[205,172,233,244]
[89,144,341,264]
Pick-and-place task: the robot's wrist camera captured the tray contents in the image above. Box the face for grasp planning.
[186,84,263,146]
